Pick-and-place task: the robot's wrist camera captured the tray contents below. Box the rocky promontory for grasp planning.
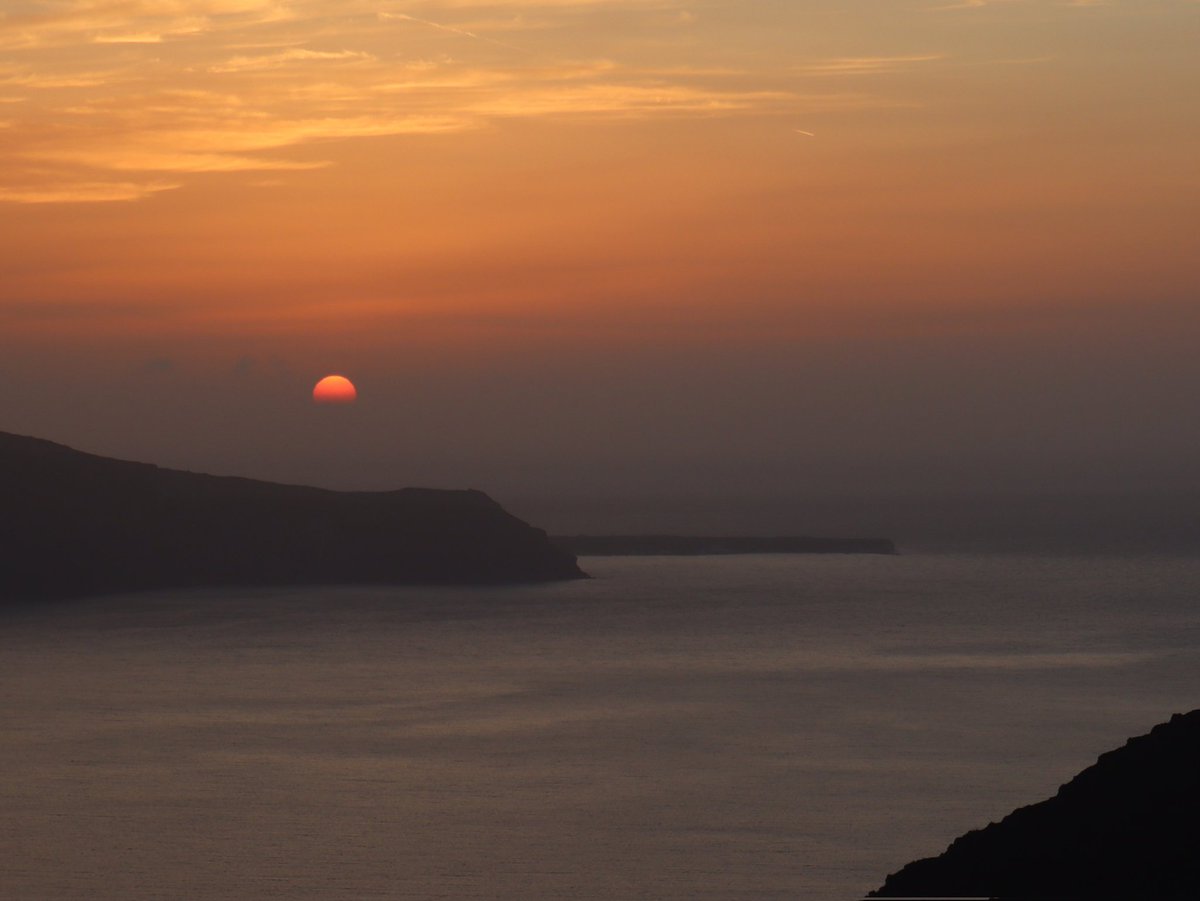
[0,431,585,600]
[871,709,1200,899]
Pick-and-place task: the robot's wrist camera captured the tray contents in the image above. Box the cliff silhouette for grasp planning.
[871,709,1200,899]
[0,431,585,600]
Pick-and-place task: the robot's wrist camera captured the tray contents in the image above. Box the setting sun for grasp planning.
[312,374,357,405]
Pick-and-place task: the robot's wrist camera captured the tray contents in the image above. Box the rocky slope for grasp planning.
[871,710,1200,899]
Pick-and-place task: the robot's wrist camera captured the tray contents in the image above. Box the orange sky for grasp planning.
[1,1,1198,503]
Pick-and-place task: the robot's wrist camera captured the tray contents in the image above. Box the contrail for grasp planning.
[381,12,527,54]
[794,129,816,137]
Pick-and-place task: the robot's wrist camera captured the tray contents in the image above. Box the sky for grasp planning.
[1,0,1198,531]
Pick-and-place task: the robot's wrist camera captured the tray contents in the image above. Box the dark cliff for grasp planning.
[871,709,1200,899]
[0,431,585,600]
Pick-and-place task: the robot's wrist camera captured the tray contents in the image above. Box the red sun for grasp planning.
[312,374,357,404]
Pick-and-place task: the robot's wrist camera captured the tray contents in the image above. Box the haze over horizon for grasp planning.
[2,1,1198,528]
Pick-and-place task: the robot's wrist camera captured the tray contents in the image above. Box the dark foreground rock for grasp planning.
[0,431,585,600]
[555,535,896,556]
[871,709,1200,899]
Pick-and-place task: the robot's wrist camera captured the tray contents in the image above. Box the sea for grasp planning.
[3,552,1199,900]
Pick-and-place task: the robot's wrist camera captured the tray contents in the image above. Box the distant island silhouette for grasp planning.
[870,709,1200,899]
[554,535,895,556]
[0,431,585,600]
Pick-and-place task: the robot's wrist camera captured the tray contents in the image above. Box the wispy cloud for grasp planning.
[799,55,944,76]
[379,11,528,53]
[0,1,879,203]
[0,0,680,51]
[0,70,121,89]
[932,0,1112,9]
[467,82,794,117]
[23,89,473,174]
[0,0,290,49]
[209,48,374,72]
[0,179,180,204]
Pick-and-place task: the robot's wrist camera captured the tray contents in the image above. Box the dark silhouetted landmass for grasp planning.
[0,431,585,601]
[870,710,1200,900]
[555,535,896,556]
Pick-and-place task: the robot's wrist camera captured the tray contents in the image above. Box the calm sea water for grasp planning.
[3,553,1199,900]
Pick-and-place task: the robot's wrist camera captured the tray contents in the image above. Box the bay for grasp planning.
[3,553,1198,899]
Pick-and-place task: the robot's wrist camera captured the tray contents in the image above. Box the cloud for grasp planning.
[799,55,944,76]
[0,0,290,49]
[931,0,1112,8]
[209,48,374,73]
[23,96,473,175]
[0,0,680,51]
[394,0,685,8]
[466,82,794,118]
[14,61,791,183]
[0,69,125,89]
[379,11,528,53]
[0,1,875,203]
[0,179,180,204]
